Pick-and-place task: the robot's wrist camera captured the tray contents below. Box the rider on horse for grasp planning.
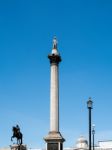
[16,125,20,133]
[11,125,23,145]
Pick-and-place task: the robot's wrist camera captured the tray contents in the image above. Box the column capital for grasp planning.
[48,54,61,64]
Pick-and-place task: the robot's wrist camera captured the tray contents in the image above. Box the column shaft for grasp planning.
[50,63,59,132]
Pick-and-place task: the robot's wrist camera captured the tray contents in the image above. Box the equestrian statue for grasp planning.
[11,125,23,145]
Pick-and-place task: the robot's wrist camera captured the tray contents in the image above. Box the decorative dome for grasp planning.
[76,136,88,149]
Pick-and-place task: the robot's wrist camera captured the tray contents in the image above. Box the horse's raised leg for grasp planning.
[11,136,13,142]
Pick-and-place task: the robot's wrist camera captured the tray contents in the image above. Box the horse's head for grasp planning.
[12,126,15,131]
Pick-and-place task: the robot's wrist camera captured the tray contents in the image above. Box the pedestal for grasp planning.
[10,145,27,150]
[44,132,65,150]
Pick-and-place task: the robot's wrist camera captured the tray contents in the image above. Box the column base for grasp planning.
[44,132,65,150]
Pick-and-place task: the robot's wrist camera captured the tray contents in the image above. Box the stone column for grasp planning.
[44,37,65,150]
[50,56,59,132]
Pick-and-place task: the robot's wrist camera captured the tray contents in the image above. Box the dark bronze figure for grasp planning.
[11,125,23,145]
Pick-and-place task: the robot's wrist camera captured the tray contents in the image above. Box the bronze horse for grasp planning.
[11,125,23,145]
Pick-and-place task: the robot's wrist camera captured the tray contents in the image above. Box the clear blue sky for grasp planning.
[0,0,112,148]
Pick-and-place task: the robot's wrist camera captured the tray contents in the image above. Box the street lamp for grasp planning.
[87,97,93,150]
[92,124,95,150]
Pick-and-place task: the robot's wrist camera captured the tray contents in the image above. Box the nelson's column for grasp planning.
[44,37,65,150]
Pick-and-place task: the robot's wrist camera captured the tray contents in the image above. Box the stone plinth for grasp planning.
[44,132,65,150]
[10,145,27,150]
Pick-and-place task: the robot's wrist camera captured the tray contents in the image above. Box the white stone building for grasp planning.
[64,136,112,150]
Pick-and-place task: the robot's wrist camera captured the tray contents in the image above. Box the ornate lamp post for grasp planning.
[92,124,95,150]
[87,97,93,150]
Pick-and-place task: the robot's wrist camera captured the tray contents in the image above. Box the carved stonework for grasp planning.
[48,54,61,65]
[48,143,58,150]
